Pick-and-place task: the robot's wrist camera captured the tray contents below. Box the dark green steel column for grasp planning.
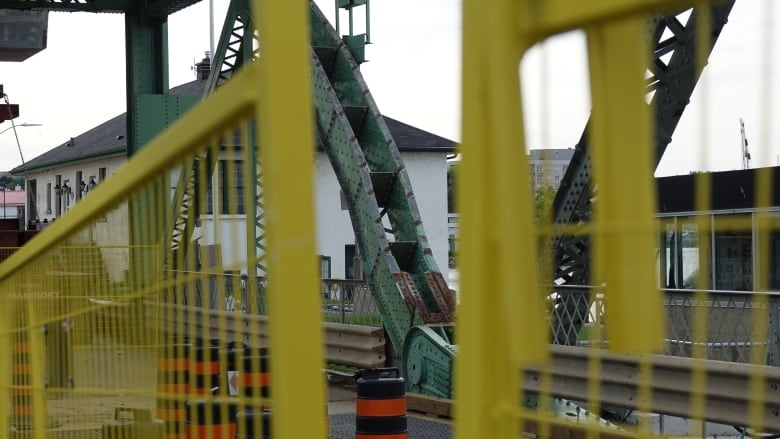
[125,6,168,155]
[125,8,168,287]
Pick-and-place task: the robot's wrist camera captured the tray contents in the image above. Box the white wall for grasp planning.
[28,150,449,281]
[314,151,449,279]
[315,153,355,279]
[198,150,450,279]
[24,155,129,281]
[402,152,449,276]
[25,155,126,225]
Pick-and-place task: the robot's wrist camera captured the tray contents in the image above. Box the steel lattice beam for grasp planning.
[551,2,735,283]
[549,1,735,344]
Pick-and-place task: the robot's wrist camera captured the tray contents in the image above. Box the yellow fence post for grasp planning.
[457,1,687,438]
[456,0,548,438]
[253,1,325,439]
[586,16,663,355]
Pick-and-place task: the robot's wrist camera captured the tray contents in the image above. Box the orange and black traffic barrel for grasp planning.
[156,341,190,439]
[191,339,221,396]
[240,353,270,408]
[235,409,271,439]
[11,337,34,430]
[355,367,408,439]
[186,399,238,439]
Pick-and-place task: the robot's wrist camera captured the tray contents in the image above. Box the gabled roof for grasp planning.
[383,117,455,151]
[0,190,25,206]
[12,78,455,175]
[12,113,127,174]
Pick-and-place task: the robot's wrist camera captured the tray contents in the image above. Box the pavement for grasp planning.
[327,382,359,416]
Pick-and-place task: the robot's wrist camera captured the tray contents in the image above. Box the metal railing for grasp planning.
[161,271,381,326]
[549,284,780,365]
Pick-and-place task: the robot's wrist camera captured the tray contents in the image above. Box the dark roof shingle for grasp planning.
[13,79,455,174]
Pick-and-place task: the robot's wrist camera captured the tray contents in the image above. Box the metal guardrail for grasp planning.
[147,301,386,368]
[524,344,780,431]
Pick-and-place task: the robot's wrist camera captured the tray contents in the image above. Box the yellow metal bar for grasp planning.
[0,294,10,436]
[0,66,257,282]
[586,17,663,353]
[253,2,324,439]
[519,0,706,41]
[456,0,548,438]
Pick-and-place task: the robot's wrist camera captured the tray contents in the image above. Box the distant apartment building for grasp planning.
[529,148,574,190]
[447,148,574,260]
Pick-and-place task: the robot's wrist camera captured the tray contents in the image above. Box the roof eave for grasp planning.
[10,148,127,176]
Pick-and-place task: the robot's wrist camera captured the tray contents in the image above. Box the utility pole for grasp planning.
[740,118,751,169]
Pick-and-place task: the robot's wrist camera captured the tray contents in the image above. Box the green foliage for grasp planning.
[0,175,23,190]
[534,185,557,224]
[445,162,556,223]
[323,313,382,326]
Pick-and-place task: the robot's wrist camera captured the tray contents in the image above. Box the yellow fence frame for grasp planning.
[0,1,324,438]
[457,1,718,438]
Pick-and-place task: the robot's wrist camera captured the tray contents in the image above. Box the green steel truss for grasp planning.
[549,2,735,345]
[309,1,454,397]
[2,0,453,397]
[161,0,456,396]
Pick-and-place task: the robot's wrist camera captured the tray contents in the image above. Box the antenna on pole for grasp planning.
[740,118,751,169]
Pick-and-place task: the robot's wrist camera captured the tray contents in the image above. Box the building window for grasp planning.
[55,175,62,217]
[345,245,357,279]
[46,182,51,214]
[205,160,246,215]
[99,167,107,182]
[75,171,83,201]
[714,214,752,291]
[63,179,71,211]
[319,255,331,279]
[660,218,707,290]
[219,160,245,214]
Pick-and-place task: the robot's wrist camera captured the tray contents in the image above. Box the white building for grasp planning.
[11,77,455,281]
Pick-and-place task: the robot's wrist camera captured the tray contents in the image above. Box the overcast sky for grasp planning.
[0,1,776,177]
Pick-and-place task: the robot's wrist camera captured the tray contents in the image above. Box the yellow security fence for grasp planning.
[458,1,778,439]
[0,2,322,439]
[0,0,777,439]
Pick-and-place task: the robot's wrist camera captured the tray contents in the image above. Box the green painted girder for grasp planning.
[146,0,200,18]
[0,0,198,17]
[0,0,129,13]
[549,2,735,345]
[159,0,453,396]
[310,1,454,397]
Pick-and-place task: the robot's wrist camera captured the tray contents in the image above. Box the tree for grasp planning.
[534,185,557,224]
[0,175,22,190]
